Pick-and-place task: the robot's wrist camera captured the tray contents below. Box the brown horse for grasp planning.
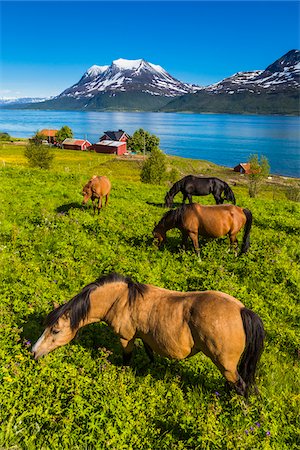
[82,175,111,214]
[153,203,252,257]
[32,273,264,397]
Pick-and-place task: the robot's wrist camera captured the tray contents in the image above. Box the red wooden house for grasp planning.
[62,138,92,151]
[233,163,252,174]
[92,140,127,155]
[40,129,58,144]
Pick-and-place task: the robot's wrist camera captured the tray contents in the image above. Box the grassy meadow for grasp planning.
[0,143,299,449]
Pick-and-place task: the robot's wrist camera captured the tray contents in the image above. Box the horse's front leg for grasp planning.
[189,231,201,258]
[229,234,239,256]
[105,193,109,206]
[213,194,223,205]
[181,230,189,251]
[187,194,193,205]
[120,337,135,365]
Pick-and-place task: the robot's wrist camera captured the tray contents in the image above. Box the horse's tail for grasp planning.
[164,178,185,207]
[240,208,252,254]
[239,308,265,397]
[224,182,236,204]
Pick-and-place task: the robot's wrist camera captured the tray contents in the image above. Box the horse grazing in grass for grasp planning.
[32,273,264,397]
[165,175,236,208]
[82,175,111,214]
[153,203,252,257]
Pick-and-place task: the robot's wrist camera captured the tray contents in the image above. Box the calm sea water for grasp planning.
[1,109,299,177]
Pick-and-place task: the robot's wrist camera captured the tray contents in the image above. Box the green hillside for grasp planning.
[161,90,300,115]
[0,144,299,449]
[13,91,171,112]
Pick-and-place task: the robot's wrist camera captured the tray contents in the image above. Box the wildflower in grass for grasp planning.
[245,430,249,435]
[250,427,254,431]
[266,431,271,436]
[255,422,261,428]
[215,391,220,397]
[24,340,31,347]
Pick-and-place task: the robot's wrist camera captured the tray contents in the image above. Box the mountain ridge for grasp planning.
[3,50,299,114]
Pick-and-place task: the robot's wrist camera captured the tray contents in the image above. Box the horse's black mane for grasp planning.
[45,273,148,330]
[157,205,187,229]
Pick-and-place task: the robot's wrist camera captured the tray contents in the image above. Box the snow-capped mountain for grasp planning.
[0,97,50,105]
[203,49,300,94]
[58,58,199,99]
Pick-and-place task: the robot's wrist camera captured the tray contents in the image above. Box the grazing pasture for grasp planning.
[0,144,299,449]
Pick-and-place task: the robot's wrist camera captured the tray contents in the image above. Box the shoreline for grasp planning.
[1,139,299,182]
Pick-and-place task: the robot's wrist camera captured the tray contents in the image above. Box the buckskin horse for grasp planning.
[82,175,111,214]
[32,273,264,397]
[153,203,252,256]
[164,175,236,208]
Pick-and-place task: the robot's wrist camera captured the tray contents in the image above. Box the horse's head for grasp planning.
[82,184,92,205]
[164,193,173,208]
[224,186,236,205]
[153,224,166,247]
[32,311,76,360]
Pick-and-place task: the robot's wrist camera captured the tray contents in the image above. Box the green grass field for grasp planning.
[0,144,299,449]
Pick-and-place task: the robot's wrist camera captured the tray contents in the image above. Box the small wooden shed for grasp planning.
[40,129,58,144]
[234,163,252,174]
[62,138,92,151]
[92,140,127,155]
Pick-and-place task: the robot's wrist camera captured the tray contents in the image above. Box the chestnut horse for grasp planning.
[32,273,264,397]
[82,175,111,214]
[153,203,252,257]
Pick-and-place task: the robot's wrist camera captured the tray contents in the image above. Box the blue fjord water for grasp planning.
[0,109,299,177]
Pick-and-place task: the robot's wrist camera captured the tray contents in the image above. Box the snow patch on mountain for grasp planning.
[57,58,201,99]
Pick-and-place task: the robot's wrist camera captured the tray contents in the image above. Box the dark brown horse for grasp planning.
[153,203,252,257]
[82,175,111,214]
[32,273,264,397]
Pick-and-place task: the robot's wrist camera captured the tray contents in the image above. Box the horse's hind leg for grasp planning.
[97,196,102,214]
[215,355,247,396]
[105,193,109,206]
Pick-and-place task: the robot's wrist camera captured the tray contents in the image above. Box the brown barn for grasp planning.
[100,129,129,142]
[62,138,92,151]
[40,129,58,144]
[234,163,252,174]
[92,140,127,155]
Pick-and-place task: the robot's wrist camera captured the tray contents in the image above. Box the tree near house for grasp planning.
[141,147,167,184]
[127,128,160,154]
[56,126,73,144]
[248,154,270,198]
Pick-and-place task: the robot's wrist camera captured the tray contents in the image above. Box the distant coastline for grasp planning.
[1,109,299,178]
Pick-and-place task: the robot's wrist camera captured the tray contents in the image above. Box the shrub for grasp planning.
[285,183,300,202]
[140,148,167,184]
[248,154,270,198]
[24,142,54,169]
[0,132,11,141]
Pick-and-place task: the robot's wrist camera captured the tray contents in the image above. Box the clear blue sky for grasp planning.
[1,1,299,97]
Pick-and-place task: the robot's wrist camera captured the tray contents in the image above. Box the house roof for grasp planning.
[62,138,91,146]
[102,130,126,141]
[95,140,125,147]
[40,129,58,136]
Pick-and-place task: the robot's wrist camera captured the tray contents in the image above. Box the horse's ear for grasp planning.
[53,301,60,309]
